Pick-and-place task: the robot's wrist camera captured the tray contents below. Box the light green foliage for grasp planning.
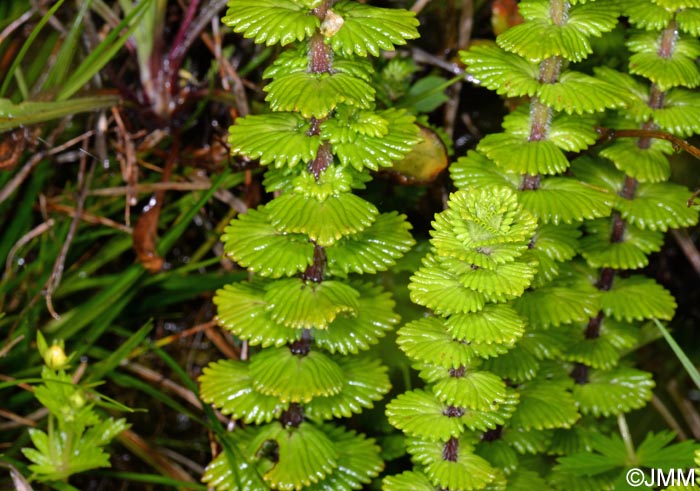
[386,0,700,489]
[553,431,699,488]
[385,188,559,490]
[200,0,419,489]
[21,334,128,482]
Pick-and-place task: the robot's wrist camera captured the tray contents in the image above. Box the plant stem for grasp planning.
[618,413,637,464]
[521,0,568,189]
[574,16,678,385]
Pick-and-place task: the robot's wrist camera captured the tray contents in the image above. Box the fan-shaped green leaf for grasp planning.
[264,71,374,118]
[501,427,552,455]
[653,88,700,136]
[497,1,619,62]
[620,0,673,30]
[616,181,699,231]
[461,44,540,98]
[445,305,525,345]
[264,279,360,329]
[478,133,570,175]
[499,103,599,153]
[267,191,378,246]
[441,256,537,301]
[562,334,622,370]
[428,456,499,490]
[326,211,415,276]
[305,356,389,420]
[221,207,314,278]
[524,249,561,286]
[510,378,579,430]
[549,425,596,456]
[531,223,581,261]
[389,389,519,438]
[229,113,321,167]
[406,436,497,490]
[573,367,655,416]
[215,282,300,347]
[478,438,521,477]
[386,389,472,441]
[252,422,339,490]
[222,0,319,46]
[593,66,653,123]
[599,138,673,183]
[323,108,420,171]
[329,0,419,57]
[199,360,287,424]
[312,283,398,354]
[513,277,600,328]
[600,276,676,322]
[292,165,354,201]
[599,318,639,352]
[249,349,345,403]
[627,33,700,90]
[383,471,436,491]
[519,177,614,224]
[580,219,664,269]
[677,7,700,35]
[450,150,520,191]
[521,327,572,359]
[570,154,624,194]
[433,371,507,410]
[464,390,520,432]
[538,71,624,114]
[262,47,308,79]
[409,256,487,315]
[547,113,600,152]
[655,0,700,10]
[306,425,384,491]
[397,317,509,368]
[482,345,540,383]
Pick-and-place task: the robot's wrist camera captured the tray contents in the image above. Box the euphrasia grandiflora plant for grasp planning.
[198,0,419,489]
[383,187,541,490]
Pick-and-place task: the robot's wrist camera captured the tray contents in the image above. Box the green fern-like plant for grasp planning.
[384,187,542,490]
[198,1,419,490]
[550,1,700,488]
[386,0,700,489]
[385,1,622,488]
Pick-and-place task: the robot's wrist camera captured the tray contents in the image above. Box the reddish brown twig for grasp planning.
[596,126,700,160]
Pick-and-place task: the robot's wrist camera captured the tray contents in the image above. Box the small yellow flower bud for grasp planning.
[70,390,86,409]
[44,345,68,370]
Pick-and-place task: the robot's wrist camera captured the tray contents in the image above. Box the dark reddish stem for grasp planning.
[302,244,327,283]
[281,403,305,427]
[167,0,200,94]
[482,426,503,441]
[442,436,459,462]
